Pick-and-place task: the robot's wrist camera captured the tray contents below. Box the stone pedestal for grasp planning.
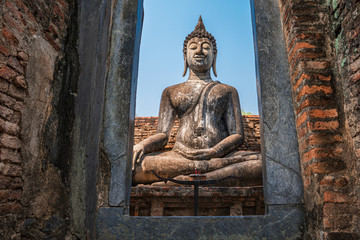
[130,186,264,216]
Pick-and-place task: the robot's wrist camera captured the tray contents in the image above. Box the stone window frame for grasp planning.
[96,0,305,238]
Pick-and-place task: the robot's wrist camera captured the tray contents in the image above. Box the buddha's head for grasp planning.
[183,16,217,77]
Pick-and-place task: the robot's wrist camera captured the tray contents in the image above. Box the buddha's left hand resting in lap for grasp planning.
[132,16,262,186]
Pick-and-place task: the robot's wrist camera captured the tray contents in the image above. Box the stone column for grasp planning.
[102,0,144,209]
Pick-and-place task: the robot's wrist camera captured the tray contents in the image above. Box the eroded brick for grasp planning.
[0,65,17,82]
[0,148,21,163]
[0,162,22,177]
[0,133,21,149]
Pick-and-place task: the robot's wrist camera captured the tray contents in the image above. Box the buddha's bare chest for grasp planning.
[169,84,230,116]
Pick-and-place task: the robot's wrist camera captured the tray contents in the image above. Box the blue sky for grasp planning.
[136,0,258,116]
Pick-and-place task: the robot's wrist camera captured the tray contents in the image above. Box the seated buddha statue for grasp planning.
[132,16,262,186]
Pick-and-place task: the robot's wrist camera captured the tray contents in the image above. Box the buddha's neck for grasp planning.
[188,69,212,82]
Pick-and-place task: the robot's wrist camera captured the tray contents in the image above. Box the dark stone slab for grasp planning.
[70,0,112,238]
[96,205,304,239]
[252,0,304,205]
[102,0,144,207]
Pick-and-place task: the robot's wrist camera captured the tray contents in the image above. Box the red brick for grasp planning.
[0,65,17,82]
[356,149,360,158]
[44,31,61,51]
[335,177,348,187]
[0,78,9,93]
[17,51,28,61]
[303,176,311,188]
[289,42,316,62]
[7,56,24,74]
[308,120,339,131]
[290,60,304,80]
[57,0,68,9]
[296,99,335,115]
[296,85,333,101]
[323,217,332,229]
[0,148,21,163]
[0,118,20,135]
[0,176,12,189]
[295,51,324,60]
[3,12,23,35]
[296,112,308,127]
[302,147,343,163]
[13,75,27,89]
[297,128,307,140]
[0,162,22,177]
[323,203,350,217]
[304,161,345,176]
[19,60,27,67]
[48,23,60,39]
[0,190,10,203]
[0,92,24,111]
[0,189,21,203]
[0,45,10,56]
[305,61,329,69]
[0,133,21,149]
[293,73,331,92]
[297,109,338,128]
[294,73,309,91]
[332,217,353,230]
[0,105,13,120]
[350,26,360,40]
[300,134,342,149]
[9,189,21,201]
[309,109,338,118]
[2,27,19,45]
[0,176,21,189]
[9,111,21,125]
[350,57,360,73]
[8,84,27,100]
[14,0,29,14]
[324,192,351,203]
[0,202,22,215]
[5,1,22,20]
[320,176,335,186]
[351,71,360,83]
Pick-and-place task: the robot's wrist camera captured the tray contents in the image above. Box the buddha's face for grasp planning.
[186,37,214,73]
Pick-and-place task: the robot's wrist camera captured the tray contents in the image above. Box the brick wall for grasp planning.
[0,0,70,238]
[331,0,360,237]
[278,0,359,239]
[134,115,261,152]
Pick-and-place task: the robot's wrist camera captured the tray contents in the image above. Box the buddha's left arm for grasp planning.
[186,87,244,160]
[212,87,244,155]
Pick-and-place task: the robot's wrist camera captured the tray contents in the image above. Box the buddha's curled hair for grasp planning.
[183,16,217,57]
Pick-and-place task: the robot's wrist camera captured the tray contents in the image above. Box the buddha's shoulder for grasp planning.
[162,81,202,93]
[214,82,239,93]
[163,82,186,91]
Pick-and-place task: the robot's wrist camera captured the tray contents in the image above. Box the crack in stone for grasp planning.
[266,155,301,178]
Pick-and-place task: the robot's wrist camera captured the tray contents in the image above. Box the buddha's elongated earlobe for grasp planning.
[212,53,217,77]
[182,56,188,77]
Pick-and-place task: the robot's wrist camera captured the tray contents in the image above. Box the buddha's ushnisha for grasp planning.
[132,16,262,186]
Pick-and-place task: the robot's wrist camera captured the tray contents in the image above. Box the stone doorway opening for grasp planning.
[130,0,263,217]
[97,0,305,238]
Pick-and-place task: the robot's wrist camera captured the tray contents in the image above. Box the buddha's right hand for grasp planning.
[132,144,145,170]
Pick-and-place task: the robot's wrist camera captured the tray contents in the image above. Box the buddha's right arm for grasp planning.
[132,133,168,170]
[136,133,169,153]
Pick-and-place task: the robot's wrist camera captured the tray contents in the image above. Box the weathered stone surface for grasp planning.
[96,205,304,239]
[68,0,112,238]
[252,0,303,205]
[102,0,143,207]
